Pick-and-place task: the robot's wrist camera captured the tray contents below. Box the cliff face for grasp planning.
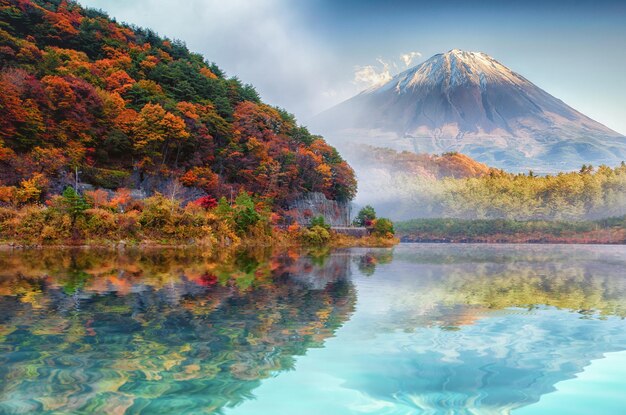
[287,192,351,227]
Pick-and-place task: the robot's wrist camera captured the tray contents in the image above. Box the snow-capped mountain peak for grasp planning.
[313,50,626,172]
[379,49,527,95]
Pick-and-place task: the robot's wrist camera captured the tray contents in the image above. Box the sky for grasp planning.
[78,0,626,135]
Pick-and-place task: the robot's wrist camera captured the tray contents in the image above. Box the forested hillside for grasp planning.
[0,0,356,208]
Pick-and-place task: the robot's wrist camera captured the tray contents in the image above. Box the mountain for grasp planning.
[313,49,626,172]
[0,0,356,207]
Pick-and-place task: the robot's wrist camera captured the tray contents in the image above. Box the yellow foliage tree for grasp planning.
[133,103,190,168]
[16,173,49,205]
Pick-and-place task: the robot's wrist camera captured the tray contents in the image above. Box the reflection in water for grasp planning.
[0,249,355,414]
[227,245,626,415]
[0,244,625,414]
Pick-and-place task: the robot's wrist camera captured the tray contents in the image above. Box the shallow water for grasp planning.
[0,244,625,414]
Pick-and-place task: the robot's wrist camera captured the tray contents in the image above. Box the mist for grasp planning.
[330,139,626,222]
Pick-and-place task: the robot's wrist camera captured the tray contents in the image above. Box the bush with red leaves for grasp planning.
[194,195,218,210]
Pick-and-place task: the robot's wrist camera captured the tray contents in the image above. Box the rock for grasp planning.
[288,192,351,227]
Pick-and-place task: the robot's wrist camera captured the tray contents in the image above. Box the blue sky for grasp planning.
[79,0,626,134]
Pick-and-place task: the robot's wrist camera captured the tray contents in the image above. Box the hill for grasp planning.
[0,0,356,208]
[352,146,492,179]
[313,49,626,172]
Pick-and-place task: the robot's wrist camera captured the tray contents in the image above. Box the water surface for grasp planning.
[0,244,624,414]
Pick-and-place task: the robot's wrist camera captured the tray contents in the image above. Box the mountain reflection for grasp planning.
[330,245,626,415]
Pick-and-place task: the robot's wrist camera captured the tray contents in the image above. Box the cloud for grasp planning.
[353,51,422,90]
[400,51,422,67]
[353,59,393,90]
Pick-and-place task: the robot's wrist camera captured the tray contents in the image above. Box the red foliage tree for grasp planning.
[193,195,218,210]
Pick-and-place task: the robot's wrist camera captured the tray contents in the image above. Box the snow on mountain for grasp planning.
[313,49,626,172]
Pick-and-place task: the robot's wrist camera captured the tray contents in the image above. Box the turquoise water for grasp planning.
[0,244,625,414]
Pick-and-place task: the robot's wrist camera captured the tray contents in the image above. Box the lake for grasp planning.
[0,244,625,414]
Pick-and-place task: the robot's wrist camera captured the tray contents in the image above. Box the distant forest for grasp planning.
[432,164,626,221]
[357,149,626,221]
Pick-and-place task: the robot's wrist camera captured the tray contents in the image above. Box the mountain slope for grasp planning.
[314,49,626,172]
[0,0,356,206]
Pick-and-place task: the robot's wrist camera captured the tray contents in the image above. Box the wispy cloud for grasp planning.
[400,51,422,67]
[353,59,392,89]
[354,51,423,90]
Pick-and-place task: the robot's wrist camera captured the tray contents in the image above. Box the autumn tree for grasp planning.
[132,102,189,168]
[354,205,377,227]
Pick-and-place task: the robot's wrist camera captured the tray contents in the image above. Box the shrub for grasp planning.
[117,210,140,235]
[111,188,132,212]
[310,215,330,230]
[139,193,178,230]
[0,186,17,206]
[0,207,17,239]
[84,189,110,209]
[15,206,48,241]
[16,206,72,242]
[85,208,117,237]
[194,195,218,210]
[82,167,130,189]
[301,225,331,245]
[0,207,16,224]
[232,192,262,235]
[373,218,395,237]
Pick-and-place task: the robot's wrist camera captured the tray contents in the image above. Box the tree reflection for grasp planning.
[0,248,356,414]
